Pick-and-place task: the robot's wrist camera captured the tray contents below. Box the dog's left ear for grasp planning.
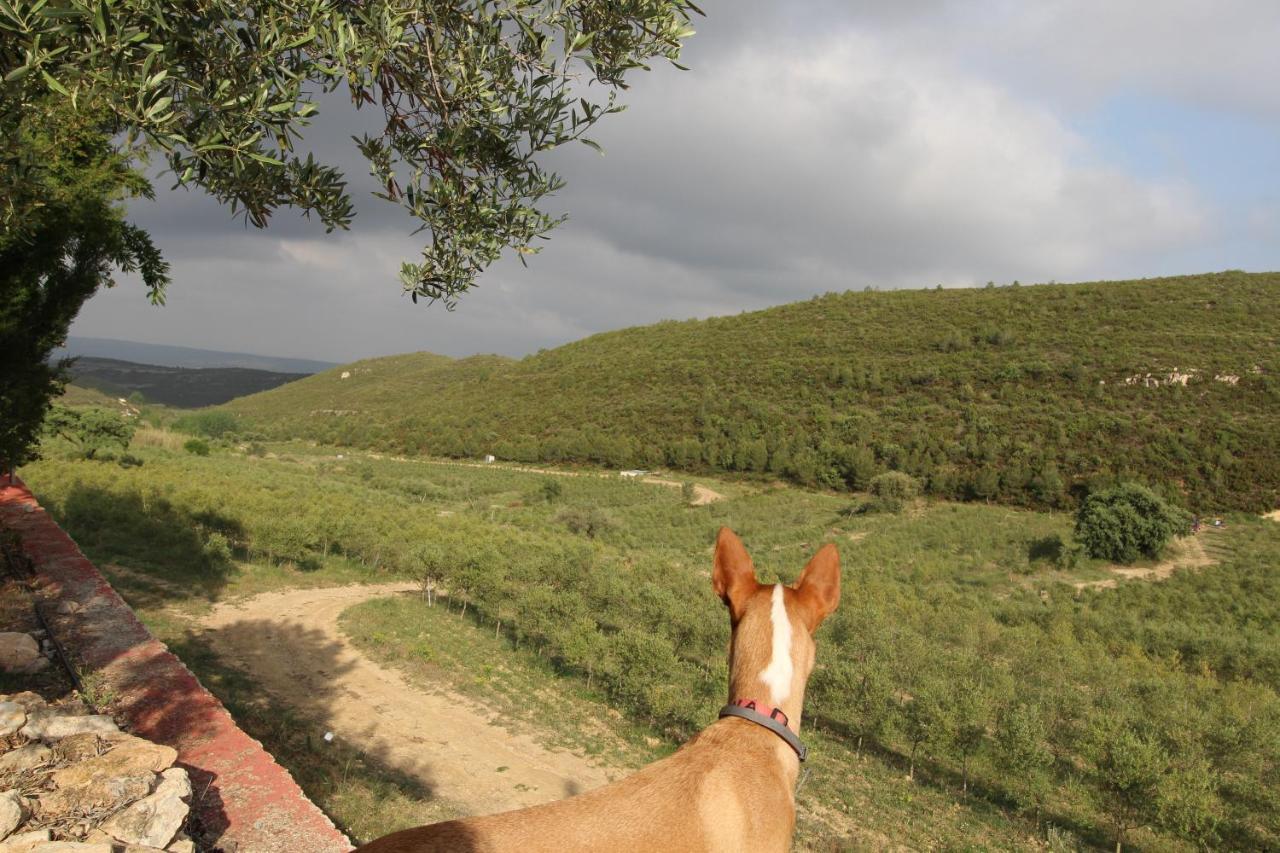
[793,543,840,631]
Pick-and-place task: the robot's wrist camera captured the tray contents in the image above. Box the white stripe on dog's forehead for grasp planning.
[759,584,793,705]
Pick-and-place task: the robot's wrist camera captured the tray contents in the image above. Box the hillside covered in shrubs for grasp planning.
[228,272,1280,512]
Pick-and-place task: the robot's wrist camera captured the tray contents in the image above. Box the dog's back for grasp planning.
[357,719,797,853]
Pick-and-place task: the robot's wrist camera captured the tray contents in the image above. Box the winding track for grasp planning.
[197,584,617,817]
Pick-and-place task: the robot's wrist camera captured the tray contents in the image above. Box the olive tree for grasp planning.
[1,0,700,472]
[2,0,701,301]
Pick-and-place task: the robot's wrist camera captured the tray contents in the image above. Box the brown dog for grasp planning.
[356,527,840,852]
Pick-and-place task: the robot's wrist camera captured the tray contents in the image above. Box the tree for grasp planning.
[1075,482,1190,563]
[1086,715,1170,852]
[2,0,700,470]
[994,700,1054,824]
[1,96,167,475]
[941,679,992,797]
[43,405,136,459]
[2,0,700,302]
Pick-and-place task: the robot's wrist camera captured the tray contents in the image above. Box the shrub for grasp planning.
[540,479,563,502]
[175,410,240,439]
[1074,483,1190,563]
[184,438,210,456]
[869,471,921,502]
[202,531,234,563]
[557,506,615,538]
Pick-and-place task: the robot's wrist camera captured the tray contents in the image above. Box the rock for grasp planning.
[0,790,30,842]
[166,836,195,853]
[51,737,177,790]
[0,703,25,738]
[19,658,48,675]
[37,773,155,815]
[19,712,118,742]
[0,635,41,675]
[18,844,113,852]
[99,768,190,850]
[84,829,169,851]
[53,602,80,616]
[0,694,46,714]
[0,744,51,775]
[0,828,50,852]
[49,734,104,766]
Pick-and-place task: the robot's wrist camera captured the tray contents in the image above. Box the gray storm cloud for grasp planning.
[73,0,1275,363]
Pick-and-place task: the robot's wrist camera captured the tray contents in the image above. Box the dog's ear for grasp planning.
[712,528,759,623]
[793,543,840,632]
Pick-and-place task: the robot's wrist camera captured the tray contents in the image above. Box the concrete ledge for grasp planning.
[1,480,353,853]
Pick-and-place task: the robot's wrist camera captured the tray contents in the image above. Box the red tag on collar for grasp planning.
[731,697,790,729]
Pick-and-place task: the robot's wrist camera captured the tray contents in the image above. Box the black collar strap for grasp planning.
[718,699,808,762]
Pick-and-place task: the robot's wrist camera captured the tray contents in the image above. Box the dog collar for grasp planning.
[718,698,808,762]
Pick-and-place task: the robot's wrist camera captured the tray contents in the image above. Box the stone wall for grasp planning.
[0,481,352,853]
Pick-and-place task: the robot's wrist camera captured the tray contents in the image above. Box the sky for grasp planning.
[72,0,1280,364]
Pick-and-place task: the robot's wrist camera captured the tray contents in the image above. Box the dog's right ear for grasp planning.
[713,527,759,623]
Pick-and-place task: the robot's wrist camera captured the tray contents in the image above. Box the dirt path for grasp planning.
[1074,535,1215,591]
[359,453,728,504]
[1264,509,1280,522]
[640,477,726,505]
[197,584,618,817]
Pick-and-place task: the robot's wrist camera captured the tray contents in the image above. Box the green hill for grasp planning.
[228,271,1280,512]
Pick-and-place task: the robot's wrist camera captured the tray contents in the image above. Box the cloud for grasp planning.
[75,1,1269,363]
[880,0,1280,118]
[552,29,1206,290]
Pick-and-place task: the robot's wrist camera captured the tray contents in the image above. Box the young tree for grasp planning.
[994,700,1054,825]
[941,679,992,797]
[1086,715,1170,852]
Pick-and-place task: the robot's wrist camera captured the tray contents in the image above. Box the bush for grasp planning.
[175,410,240,439]
[540,479,563,502]
[1074,483,1190,563]
[557,506,615,538]
[869,471,921,501]
[184,438,211,456]
[202,531,234,563]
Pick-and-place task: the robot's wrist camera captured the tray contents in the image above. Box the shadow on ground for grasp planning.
[43,484,241,602]
[161,617,464,845]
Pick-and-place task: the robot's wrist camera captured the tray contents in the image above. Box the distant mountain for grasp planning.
[57,337,335,374]
[228,271,1280,512]
[67,357,309,408]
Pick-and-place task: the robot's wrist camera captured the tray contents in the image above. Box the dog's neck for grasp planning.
[726,583,813,741]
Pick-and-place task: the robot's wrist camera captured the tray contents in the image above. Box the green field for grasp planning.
[19,433,1280,851]
[227,272,1280,512]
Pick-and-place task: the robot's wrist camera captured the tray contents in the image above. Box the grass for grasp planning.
[340,589,1045,851]
[19,441,1280,850]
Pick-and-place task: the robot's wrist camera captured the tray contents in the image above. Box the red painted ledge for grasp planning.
[1,479,353,853]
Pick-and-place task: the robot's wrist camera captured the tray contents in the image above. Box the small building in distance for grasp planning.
[483,454,496,463]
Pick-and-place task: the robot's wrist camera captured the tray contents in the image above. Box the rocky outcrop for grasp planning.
[0,694,195,852]
[0,635,47,676]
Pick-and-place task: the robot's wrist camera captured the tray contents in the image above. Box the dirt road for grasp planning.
[1074,535,1214,591]
[197,584,617,817]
